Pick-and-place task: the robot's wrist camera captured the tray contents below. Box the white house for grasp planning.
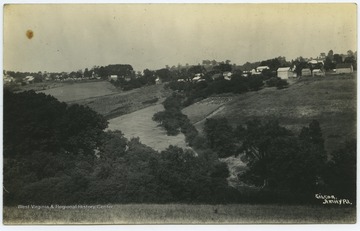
[277,67,292,79]
[223,71,232,80]
[301,68,312,76]
[336,63,353,74]
[155,77,162,84]
[312,69,325,77]
[24,76,35,84]
[256,66,270,72]
[108,75,118,81]
[192,76,202,82]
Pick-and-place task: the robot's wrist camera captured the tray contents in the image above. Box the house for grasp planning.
[223,71,232,80]
[301,68,312,76]
[336,63,353,74]
[24,76,35,84]
[155,77,162,84]
[312,69,325,77]
[277,67,292,79]
[108,75,118,81]
[3,75,15,84]
[192,76,202,82]
[256,66,270,72]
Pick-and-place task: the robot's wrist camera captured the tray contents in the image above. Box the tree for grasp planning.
[324,139,356,201]
[204,118,236,158]
[327,50,334,61]
[333,54,343,64]
[238,120,326,193]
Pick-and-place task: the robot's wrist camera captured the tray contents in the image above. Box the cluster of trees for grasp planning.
[323,50,357,71]
[166,74,276,107]
[203,118,356,203]
[152,93,199,146]
[3,90,234,205]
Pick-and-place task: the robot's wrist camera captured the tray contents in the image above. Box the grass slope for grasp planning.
[72,83,172,119]
[4,204,355,224]
[184,74,356,154]
[38,81,119,102]
[107,104,187,151]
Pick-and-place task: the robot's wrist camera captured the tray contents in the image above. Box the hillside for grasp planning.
[183,74,356,155]
[71,83,172,119]
[107,104,188,151]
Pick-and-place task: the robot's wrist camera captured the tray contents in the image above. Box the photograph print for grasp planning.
[2,3,357,224]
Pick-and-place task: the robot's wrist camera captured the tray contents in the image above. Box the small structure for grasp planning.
[336,63,353,74]
[3,75,15,84]
[223,71,232,80]
[312,69,325,77]
[108,75,118,81]
[277,67,292,79]
[192,76,202,82]
[155,77,162,84]
[24,76,35,84]
[256,66,270,73]
[301,68,312,76]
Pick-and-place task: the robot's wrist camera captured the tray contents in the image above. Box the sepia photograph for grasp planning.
[2,2,357,226]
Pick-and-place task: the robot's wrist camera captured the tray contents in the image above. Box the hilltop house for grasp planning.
[301,68,312,76]
[277,67,292,79]
[336,63,353,74]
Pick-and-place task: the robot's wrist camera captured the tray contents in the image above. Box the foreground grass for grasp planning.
[3,204,356,224]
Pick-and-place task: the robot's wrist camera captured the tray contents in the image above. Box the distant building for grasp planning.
[223,71,232,80]
[336,63,353,74]
[312,69,325,77]
[277,67,292,79]
[3,75,15,83]
[256,66,270,72]
[24,76,35,84]
[108,75,118,81]
[301,68,312,76]
[192,76,202,82]
[155,77,162,84]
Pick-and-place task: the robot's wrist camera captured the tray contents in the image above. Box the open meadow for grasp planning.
[107,104,188,151]
[38,81,119,102]
[183,74,356,154]
[3,204,355,224]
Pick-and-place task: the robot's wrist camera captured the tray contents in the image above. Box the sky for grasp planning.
[3,3,357,73]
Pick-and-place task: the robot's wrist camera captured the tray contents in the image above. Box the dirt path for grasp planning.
[193,105,226,126]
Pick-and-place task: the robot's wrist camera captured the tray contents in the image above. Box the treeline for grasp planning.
[3,90,234,205]
[203,118,356,203]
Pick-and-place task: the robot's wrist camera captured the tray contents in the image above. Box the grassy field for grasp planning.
[38,81,119,102]
[183,74,356,154]
[107,104,188,151]
[3,204,356,224]
[72,83,172,119]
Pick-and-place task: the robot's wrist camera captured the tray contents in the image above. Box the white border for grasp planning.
[0,1,358,231]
